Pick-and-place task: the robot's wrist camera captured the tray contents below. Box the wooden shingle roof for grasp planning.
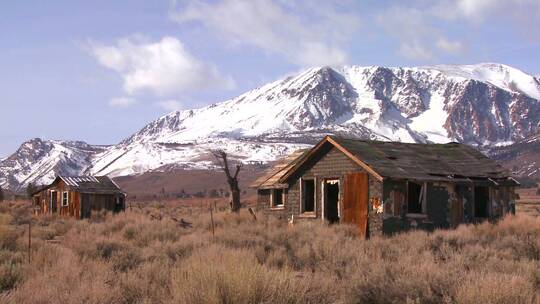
[250,149,309,189]
[329,136,511,181]
[255,136,515,188]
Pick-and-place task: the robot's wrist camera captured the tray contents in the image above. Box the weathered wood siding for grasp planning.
[32,180,125,219]
[84,194,122,218]
[258,144,384,236]
[32,179,81,218]
[257,142,516,237]
[381,179,516,235]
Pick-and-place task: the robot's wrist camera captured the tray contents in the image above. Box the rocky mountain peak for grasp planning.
[1,63,539,190]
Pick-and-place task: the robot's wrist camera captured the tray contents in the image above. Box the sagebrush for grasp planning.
[0,200,539,303]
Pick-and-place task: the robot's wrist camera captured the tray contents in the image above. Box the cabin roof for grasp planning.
[329,136,511,181]
[256,136,516,188]
[32,175,124,195]
[250,149,309,189]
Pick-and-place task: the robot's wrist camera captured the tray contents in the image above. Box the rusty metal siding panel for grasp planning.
[343,172,369,238]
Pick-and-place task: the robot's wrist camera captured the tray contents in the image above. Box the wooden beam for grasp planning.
[279,136,333,182]
[326,137,384,181]
[279,136,384,183]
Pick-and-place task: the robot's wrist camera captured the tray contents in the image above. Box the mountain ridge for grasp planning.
[1,63,539,191]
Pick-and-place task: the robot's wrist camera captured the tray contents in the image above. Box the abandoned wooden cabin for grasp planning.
[31,175,126,219]
[252,136,519,238]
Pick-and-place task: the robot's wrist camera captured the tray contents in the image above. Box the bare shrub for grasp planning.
[456,272,537,304]
[170,245,329,304]
[0,226,19,251]
[0,200,539,303]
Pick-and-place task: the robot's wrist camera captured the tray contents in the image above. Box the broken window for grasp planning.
[301,179,315,213]
[61,191,69,207]
[271,189,284,208]
[407,181,423,213]
[474,186,489,218]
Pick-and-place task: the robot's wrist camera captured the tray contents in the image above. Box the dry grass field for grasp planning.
[0,200,539,304]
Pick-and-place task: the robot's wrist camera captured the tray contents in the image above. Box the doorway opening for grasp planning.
[474,186,489,218]
[324,179,340,224]
[407,181,423,213]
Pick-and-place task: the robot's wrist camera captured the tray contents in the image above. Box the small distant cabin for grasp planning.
[31,176,126,219]
[252,136,519,238]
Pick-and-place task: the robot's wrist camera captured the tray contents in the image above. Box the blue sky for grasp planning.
[1,0,540,157]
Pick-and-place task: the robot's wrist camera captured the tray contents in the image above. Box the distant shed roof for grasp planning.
[32,175,124,195]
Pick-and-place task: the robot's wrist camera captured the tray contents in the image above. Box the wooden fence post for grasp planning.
[28,221,31,264]
[210,204,215,239]
[248,207,257,221]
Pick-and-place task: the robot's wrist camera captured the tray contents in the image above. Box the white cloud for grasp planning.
[399,42,434,61]
[109,96,137,108]
[89,36,235,96]
[436,38,464,54]
[379,0,540,60]
[378,8,443,60]
[171,0,359,67]
[156,100,183,111]
[454,0,540,20]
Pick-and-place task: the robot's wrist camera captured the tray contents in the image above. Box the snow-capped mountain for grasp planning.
[487,131,540,179]
[1,63,539,190]
[0,139,107,191]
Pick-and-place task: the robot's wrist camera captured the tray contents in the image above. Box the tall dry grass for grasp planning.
[0,200,539,304]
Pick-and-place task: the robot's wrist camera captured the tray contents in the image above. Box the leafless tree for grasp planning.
[211,149,242,212]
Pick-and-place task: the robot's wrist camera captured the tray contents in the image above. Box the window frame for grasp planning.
[300,178,316,215]
[270,188,285,209]
[406,181,427,216]
[61,191,69,207]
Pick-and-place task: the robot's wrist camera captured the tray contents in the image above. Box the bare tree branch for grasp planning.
[233,163,243,179]
[209,149,242,212]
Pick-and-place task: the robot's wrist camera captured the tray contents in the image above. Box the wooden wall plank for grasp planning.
[343,172,369,238]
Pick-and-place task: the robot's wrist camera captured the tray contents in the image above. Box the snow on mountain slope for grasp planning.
[0,138,107,191]
[427,63,540,100]
[1,63,539,190]
[88,63,539,178]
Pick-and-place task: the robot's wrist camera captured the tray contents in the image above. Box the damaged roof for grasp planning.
[256,136,514,187]
[329,136,511,181]
[251,149,309,189]
[33,175,124,195]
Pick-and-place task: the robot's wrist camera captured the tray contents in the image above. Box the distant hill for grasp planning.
[1,63,539,191]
